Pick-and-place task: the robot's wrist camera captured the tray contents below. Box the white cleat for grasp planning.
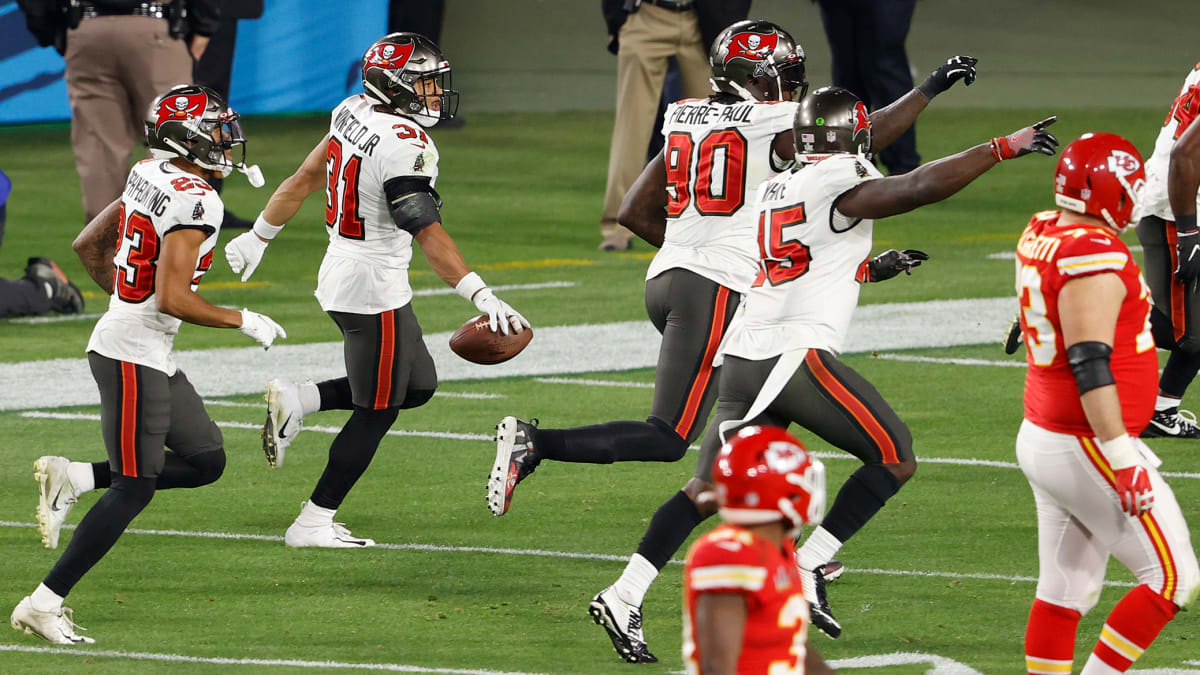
[10,597,95,645]
[35,456,79,550]
[284,504,375,548]
[263,377,304,468]
[588,586,657,663]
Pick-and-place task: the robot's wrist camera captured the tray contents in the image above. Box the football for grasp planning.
[449,315,533,364]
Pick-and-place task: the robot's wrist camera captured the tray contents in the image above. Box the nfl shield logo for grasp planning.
[826,131,837,143]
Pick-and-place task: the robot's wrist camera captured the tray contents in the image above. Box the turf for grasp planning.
[1,109,1198,673]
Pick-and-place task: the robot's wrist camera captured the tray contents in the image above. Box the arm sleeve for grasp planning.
[384,176,442,236]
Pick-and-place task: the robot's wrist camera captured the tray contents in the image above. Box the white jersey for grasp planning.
[1142,62,1200,221]
[315,94,441,314]
[86,159,224,375]
[646,97,798,293]
[722,153,884,360]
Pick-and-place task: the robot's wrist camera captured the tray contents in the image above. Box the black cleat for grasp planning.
[588,586,657,663]
[809,565,842,639]
[24,258,84,314]
[816,560,845,583]
[1004,314,1023,354]
[1141,407,1200,439]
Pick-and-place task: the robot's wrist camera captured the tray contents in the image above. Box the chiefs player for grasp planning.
[683,426,833,675]
[1016,133,1199,673]
[1133,61,1200,438]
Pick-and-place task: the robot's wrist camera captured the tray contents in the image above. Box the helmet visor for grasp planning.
[777,60,808,101]
[207,112,247,169]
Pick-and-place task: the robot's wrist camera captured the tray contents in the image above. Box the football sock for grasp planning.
[309,406,398,510]
[90,462,111,490]
[67,462,96,493]
[613,555,660,608]
[316,377,354,412]
[298,381,321,416]
[634,490,707,569]
[797,526,843,571]
[1025,598,1080,674]
[1155,394,1182,412]
[43,474,155,597]
[1080,585,1178,674]
[1158,350,1200,400]
[819,463,901,543]
[534,420,688,464]
[29,583,64,611]
[296,500,337,526]
[154,449,225,489]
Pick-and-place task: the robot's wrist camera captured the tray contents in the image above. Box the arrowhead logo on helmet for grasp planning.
[154,93,206,132]
[365,42,415,70]
[724,31,779,65]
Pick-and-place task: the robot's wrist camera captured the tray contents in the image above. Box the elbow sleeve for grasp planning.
[1066,341,1115,395]
[384,176,442,236]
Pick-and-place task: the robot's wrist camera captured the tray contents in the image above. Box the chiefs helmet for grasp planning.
[145,84,262,185]
[793,86,872,159]
[713,426,825,537]
[362,33,460,127]
[1053,132,1146,230]
[710,20,807,102]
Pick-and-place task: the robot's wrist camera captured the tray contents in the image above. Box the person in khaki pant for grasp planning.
[65,1,219,222]
[599,0,749,251]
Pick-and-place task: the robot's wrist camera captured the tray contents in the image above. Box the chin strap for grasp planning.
[236,162,265,188]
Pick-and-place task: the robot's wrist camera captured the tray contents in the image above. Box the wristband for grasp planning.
[1098,434,1138,471]
[455,271,488,302]
[1176,213,1198,235]
[252,213,285,241]
[989,138,1005,163]
[916,79,939,101]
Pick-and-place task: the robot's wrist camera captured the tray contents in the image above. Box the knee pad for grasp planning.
[110,474,156,507]
[400,388,435,410]
[1173,553,1200,609]
[1035,579,1103,617]
[647,416,689,462]
[191,449,226,486]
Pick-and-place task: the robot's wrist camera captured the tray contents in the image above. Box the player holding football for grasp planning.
[222,33,528,548]
[683,426,834,675]
[487,20,975,660]
[1133,61,1200,438]
[1017,133,1198,674]
[11,85,283,644]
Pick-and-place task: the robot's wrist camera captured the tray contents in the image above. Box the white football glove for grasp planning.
[239,308,287,349]
[224,232,268,281]
[472,288,530,336]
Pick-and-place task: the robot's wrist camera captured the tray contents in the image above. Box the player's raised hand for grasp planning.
[1113,466,1154,516]
[1174,215,1200,282]
[238,308,287,349]
[224,231,268,281]
[918,55,978,99]
[868,249,929,282]
[991,117,1059,161]
[472,288,530,336]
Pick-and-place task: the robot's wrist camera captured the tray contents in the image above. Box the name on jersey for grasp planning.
[1016,229,1062,263]
[669,102,755,126]
[761,179,789,202]
[333,106,381,157]
[124,170,171,217]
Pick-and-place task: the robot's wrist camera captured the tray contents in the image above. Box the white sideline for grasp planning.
[18,410,1200,480]
[0,644,547,674]
[532,377,655,389]
[0,520,1138,589]
[200,390,504,408]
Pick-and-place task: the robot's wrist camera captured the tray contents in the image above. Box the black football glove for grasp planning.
[1004,314,1023,355]
[991,116,1059,161]
[1175,214,1200,282]
[868,249,929,282]
[917,55,978,99]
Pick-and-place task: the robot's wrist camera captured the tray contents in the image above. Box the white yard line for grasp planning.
[7,312,105,325]
[987,246,1144,260]
[873,353,1027,368]
[533,377,654,389]
[0,644,548,674]
[412,281,574,297]
[201,391,504,408]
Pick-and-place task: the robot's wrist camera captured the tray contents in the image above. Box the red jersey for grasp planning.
[1017,210,1157,436]
[683,524,808,675]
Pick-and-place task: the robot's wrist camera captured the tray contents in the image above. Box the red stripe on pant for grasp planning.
[119,361,139,477]
[374,310,396,410]
[804,350,899,464]
[675,286,732,437]
[1166,226,1188,343]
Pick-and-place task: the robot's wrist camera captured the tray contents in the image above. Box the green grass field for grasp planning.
[1,108,1198,673]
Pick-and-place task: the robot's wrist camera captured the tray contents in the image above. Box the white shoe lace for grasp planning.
[1177,408,1199,431]
[57,606,89,639]
[331,522,361,541]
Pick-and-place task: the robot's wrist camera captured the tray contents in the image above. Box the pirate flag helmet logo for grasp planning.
[710,20,807,102]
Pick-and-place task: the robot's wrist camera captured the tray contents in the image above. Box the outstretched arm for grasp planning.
[73,198,122,293]
[415,224,529,334]
[618,150,669,248]
[870,56,978,154]
[838,117,1058,220]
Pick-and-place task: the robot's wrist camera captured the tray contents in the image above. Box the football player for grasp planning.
[1016,133,1199,673]
[11,85,282,644]
[221,33,528,547]
[684,426,833,675]
[488,19,977,661]
[1133,61,1200,438]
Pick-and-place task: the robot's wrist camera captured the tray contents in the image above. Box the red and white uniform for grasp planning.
[86,159,224,375]
[683,524,809,675]
[316,94,440,314]
[1015,210,1199,611]
[648,98,798,293]
[1140,62,1200,221]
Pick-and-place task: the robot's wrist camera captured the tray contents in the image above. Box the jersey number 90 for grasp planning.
[666,129,749,217]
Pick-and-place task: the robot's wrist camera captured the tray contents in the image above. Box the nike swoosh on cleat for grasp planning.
[278,414,293,439]
[51,487,64,512]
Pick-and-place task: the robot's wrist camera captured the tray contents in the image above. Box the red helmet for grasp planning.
[713,426,825,535]
[1053,132,1146,230]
